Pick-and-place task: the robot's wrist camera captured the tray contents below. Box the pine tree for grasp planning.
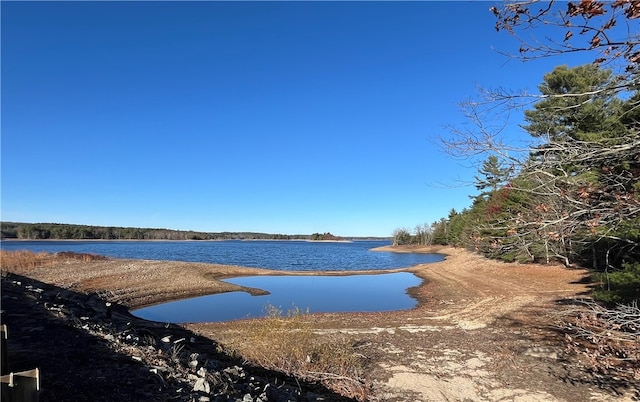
[474,155,511,201]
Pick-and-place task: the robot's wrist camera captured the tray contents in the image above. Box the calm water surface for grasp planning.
[4,240,442,322]
[133,272,422,323]
[0,240,444,271]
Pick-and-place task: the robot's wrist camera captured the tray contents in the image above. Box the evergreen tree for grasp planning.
[522,64,625,142]
[474,155,511,201]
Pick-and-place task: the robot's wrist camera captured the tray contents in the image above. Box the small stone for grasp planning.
[197,367,207,377]
[524,346,560,360]
[224,366,246,379]
[26,285,43,293]
[256,383,271,402]
[193,378,210,393]
[242,394,253,402]
[256,394,268,402]
[161,335,172,343]
[150,365,167,372]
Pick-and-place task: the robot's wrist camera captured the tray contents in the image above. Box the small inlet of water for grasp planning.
[133,272,422,323]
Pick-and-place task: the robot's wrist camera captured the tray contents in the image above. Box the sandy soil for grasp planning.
[3,245,637,401]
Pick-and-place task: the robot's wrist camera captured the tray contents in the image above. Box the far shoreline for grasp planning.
[1,238,385,243]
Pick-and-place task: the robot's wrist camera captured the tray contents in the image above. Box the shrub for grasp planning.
[593,262,640,305]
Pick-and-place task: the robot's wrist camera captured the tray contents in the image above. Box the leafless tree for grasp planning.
[491,0,640,75]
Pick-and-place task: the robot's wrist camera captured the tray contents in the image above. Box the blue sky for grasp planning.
[1,1,594,237]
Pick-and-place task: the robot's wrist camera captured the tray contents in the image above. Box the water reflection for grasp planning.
[133,272,422,323]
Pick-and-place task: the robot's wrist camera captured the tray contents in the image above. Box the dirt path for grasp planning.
[3,246,637,401]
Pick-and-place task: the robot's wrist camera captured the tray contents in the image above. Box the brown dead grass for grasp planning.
[0,250,107,271]
[220,305,371,401]
[0,250,289,308]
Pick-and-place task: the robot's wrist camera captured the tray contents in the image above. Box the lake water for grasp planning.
[0,240,444,271]
[133,272,422,323]
[3,239,443,322]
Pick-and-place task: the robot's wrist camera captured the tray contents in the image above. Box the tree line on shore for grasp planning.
[396,64,639,304]
[0,222,380,242]
[395,2,639,305]
[0,222,329,241]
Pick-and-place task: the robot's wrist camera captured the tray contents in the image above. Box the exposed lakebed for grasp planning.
[133,272,423,323]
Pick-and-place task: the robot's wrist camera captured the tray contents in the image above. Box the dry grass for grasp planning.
[220,305,371,401]
[1,250,55,272]
[0,250,107,273]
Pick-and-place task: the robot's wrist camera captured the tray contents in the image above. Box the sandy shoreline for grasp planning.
[2,245,635,401]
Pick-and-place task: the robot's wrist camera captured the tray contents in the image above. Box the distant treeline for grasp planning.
[0,222,387,242]
[1,222,305,241]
